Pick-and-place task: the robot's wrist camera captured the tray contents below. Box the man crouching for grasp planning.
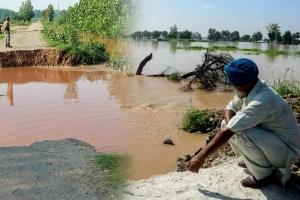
[188,58,300,188]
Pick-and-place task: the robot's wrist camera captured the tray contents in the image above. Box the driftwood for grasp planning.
[181,50,233,90]
[147,66,179,77]
[136,53,153,75]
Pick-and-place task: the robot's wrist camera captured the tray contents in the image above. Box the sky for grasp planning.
[0,0,79,11]
[1,0,299,37]
[134,0,300,37]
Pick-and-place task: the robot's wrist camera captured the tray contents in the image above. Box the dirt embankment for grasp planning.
[0,49,81,67]
[0,22,83,67]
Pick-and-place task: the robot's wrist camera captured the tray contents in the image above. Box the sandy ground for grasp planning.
[124,158,300,200]
[0,22,50,52]
[0,139,109,200]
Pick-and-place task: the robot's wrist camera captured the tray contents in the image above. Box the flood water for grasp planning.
[0,40,299,180]
[0,67,233,179]
[126,40,300,82]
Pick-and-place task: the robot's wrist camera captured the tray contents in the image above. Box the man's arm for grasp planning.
[224,109,236,124]
[187,127,235,173]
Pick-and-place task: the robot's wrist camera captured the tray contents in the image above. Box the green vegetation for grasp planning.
[1,0,42,27]
[42,4,54,22]
[132,23,300,44]
[108,57,130,71]
[182,107,218,133]
[42,0,133,65]
[167,72,182,81]
[273,80,300,96]
[18,0,34,22]
[131,25,202,41]
[178,45,300,57]
[95,154,128,196]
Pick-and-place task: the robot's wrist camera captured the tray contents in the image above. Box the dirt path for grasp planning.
[0,139,109,200]
[0,22,50,52]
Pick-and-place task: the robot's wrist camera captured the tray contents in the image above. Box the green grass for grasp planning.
[182,107,217,133]
[167,72,182,81]
[273,80,300,96]
[95,154,128,198]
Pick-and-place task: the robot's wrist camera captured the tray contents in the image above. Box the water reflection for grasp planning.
[7,82,14,106]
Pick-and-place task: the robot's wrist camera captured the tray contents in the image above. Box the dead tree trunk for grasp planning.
[136,53,153,75]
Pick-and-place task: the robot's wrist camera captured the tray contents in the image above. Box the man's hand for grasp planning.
[187,155,205,173]
[187,127,235,173]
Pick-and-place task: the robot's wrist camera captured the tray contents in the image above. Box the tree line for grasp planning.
[131,24,300,45]
[0,0,35,22]
[131,25,202,40]
[0,0,65,23]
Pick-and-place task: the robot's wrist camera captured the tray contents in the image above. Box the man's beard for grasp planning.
[235,89,247,98]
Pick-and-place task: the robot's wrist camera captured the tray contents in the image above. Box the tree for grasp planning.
[152,31,161,39]
[162,31,168,38]
[193,32,202,41]
[47,4,54,21]
[220,30,230,41]
[33,9,42,19]
[208,28,217,41]
[19,0,34,22]
[179,30,192,39]
[230,31,240,41]
[282,31,292,44]
[251,31,263,42]
[42,4,54,21]
[292,32,300,44]
[240,34,251,42]
[169,25,178,39]
[215,31,221,41]
[266,23,281,43]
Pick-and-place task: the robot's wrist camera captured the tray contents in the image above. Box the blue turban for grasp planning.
[224,58,259,86]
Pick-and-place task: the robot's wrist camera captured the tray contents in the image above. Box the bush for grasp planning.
[182,108,218,133]
[167,72,181,81]
[273,79,300,96]
[108,57,129,71]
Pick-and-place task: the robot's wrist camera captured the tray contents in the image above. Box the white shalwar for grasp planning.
[224,80,300,185]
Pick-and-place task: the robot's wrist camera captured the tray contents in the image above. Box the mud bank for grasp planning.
[0,49,81,67]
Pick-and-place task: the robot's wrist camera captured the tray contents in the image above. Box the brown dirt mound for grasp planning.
[0,49,81,67]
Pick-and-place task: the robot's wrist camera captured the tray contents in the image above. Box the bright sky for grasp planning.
[0,0,79,11]
[134,0,300,37]
[1,0,299,37]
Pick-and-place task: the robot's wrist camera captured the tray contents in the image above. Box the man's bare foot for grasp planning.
[241,174,279,188]
[238,160,247,168]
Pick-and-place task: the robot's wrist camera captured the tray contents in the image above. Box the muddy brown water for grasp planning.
[0,66,233,180]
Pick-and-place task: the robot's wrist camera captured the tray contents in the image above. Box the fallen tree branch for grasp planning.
[136,53,153,75]
[181,50,233,89]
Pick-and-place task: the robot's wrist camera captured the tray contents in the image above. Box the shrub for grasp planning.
[273,79,300,96]
[108,57,129,71]
[182,108,218,133]
[167,72,181,81]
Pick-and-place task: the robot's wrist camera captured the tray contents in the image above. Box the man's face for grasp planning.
[233,85,248,98]
[234,88,247,98]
